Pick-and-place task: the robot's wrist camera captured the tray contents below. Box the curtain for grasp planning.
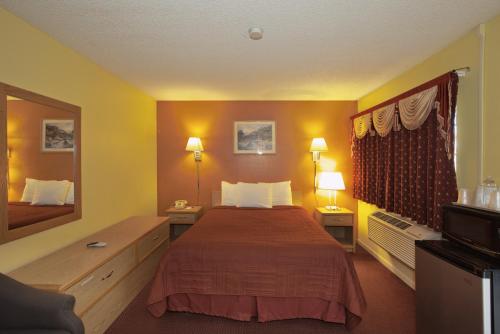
[352,72,458,230]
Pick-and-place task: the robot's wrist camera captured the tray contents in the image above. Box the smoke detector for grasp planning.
[248,27,263,40]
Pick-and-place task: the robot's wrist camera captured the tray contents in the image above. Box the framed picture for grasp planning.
[234,121,276,154]
[42,119,75,152]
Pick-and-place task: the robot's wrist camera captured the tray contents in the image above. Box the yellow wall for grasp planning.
[484,15,500,182]
[356,14,500,287]
[0,8,157,272]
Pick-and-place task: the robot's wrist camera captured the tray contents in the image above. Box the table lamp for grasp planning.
[185,137,204,204]
[318,171,345,210]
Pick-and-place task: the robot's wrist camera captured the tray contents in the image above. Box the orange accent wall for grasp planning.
[157,101,357,214]
[7,100,74,201]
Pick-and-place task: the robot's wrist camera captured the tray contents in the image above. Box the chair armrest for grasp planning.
[0,274,84,334]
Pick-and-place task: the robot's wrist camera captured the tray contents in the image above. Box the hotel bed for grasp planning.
[147,205,366,328]
[7,202,75,229]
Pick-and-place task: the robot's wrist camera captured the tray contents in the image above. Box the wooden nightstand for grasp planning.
[165,206,203,241]
[314,207,355,252]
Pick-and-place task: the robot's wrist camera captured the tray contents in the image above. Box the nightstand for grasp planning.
[314,207,355,252]
[165,206,203,241]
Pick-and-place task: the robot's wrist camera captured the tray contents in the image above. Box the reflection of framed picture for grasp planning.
[234,121,276,154]
[42,119,75,152]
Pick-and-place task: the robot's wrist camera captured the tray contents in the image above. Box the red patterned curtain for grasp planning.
[352,72,459,231]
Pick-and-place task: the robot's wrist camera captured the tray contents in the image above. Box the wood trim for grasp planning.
[351,71,454,120]
[0,82,82,244]
[2,83,80,112]
[0,84,8,243]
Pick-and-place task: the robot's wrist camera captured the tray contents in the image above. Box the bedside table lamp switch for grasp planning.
[318,171,345,211]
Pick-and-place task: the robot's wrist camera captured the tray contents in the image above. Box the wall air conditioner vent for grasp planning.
[371,211,412,230]
[368,211,440,269]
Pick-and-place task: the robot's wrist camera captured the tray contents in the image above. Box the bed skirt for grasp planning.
[164,293,358,328]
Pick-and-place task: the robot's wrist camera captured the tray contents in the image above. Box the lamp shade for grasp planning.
[309,138,328,152]
[185,137,204,151]
[318,172,345,191]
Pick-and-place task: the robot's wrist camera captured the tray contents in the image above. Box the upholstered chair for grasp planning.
[0,273,84,334]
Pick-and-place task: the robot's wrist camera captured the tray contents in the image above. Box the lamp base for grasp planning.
[325,205,341,211]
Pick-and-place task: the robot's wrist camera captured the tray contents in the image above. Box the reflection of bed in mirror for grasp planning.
[8,202,74,229]
[7,178,75,230]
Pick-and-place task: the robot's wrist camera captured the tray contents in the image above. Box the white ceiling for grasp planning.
[1,0,500,100]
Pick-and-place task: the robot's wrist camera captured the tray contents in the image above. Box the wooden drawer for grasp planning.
[167,213,196,224]
[82,240,169,334]
[66,246,136,315]
[137,223,169,262]
[322,214,353,226]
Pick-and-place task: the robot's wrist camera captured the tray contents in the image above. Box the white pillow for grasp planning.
[260,181,293,206]
[31,180,71,206]
[20,178,39,202]
[221,181,239,206]
[65,182,75,204]
[236,182,272,208]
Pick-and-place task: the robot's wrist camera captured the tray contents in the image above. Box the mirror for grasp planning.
[0,83,81,243]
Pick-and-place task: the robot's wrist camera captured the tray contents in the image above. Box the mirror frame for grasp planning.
[0,82,82,244]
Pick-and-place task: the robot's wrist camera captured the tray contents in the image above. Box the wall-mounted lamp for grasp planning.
[318,171,345,211]
[310,137,328,162]
[186,137,204,204]
[310,138,328,192]
[186,137,204,161]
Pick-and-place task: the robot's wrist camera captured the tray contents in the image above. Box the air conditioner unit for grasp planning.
[368,211,440,269]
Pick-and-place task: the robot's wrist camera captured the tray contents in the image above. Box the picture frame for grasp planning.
[234,121,276,154]
[42,119,75,152]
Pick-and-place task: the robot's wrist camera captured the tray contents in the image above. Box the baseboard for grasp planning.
[357,238,415,290]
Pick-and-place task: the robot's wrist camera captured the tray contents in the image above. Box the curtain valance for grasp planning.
[372,103,397,137]
[398,86,437,130]
[352,72,457,160]
[354,86,437,138]
[353,114,372,139]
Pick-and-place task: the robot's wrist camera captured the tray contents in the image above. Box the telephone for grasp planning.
[174,200,188,209]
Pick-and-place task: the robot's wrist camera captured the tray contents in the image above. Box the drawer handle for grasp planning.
[152,235,160,241]
[80,275,94,287]
[101,270,114,281]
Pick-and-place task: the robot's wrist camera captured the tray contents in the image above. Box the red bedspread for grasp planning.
[147,206,366,327]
